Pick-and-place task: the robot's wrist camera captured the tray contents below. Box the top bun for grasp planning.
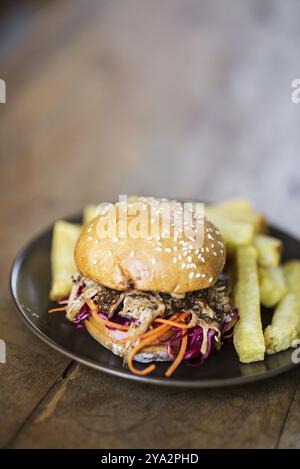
[75,197,226,294]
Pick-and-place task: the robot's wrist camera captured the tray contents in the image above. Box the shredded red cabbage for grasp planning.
[71,287,239,367]
[98,311,135,326]
[166,307,239,367]
[74,303,91,330]
[74,304,135,331]
[221,307,239,337]
[185,328,216,367]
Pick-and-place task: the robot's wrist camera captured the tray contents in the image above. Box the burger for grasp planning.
[65,197,237,377]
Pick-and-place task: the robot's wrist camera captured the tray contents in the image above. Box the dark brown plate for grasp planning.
[10,213,300,388]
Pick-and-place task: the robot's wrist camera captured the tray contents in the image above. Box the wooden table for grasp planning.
[1,0,300,449]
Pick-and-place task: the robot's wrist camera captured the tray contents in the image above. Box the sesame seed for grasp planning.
[165,248,171,253]
[173,246,178,252]
[173,257,177,264]
[201,247,205,253]
[189,272,194,279]
[112,237,119,243]
[206,247,210,253]
[221,249,224,254]
[201,257,205,263]
[208,234,213,240]
[202,273,206,278]
[88,236,93,241]
[156,247,162,252]
[211,244,215,249]
[92,259,97,265]
[178,254,182,260]
[195,249,199,255]
[195,273,201,278]
[108,250,112,257]
[213,251,217,257]
[130,251,135,257]
[87,227,92,233]
[187,256,192,262]
[182,263,186,268]
[151,258,156,265]
[147,236,153,241]
[209,277,213,283]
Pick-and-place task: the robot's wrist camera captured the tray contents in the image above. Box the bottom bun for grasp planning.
[85,317,171,363]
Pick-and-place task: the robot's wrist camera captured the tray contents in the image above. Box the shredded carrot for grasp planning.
[116,323,170,345]
[90,310,129,331]
[117,313,186,345]
[48,306,68,314]
[154,317,192,329]
[165,332,188,377]
[87,300,130,331]
[127,333,164,376]
[86,299,98,312]
[126,314,190,376]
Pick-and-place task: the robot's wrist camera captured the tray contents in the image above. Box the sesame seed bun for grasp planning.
[85,316,170,363]
[75,199,226,294]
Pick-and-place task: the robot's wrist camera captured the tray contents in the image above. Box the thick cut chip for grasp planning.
[264,260,300,354]
[254,234,282,268]
[83,205,98,225]
[212,198,266,233]
[264,293,300,354]
[50,221,81,300]
[259,266,287,308]
[283,260,300,296]
[205,207,254,249]
[233,246,265,363]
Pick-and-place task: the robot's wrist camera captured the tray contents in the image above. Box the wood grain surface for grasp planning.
[1,0,300,449]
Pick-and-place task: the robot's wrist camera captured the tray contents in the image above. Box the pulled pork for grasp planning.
[66,273,232,331]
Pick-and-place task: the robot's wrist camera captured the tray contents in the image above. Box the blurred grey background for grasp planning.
[1,0,299,238]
